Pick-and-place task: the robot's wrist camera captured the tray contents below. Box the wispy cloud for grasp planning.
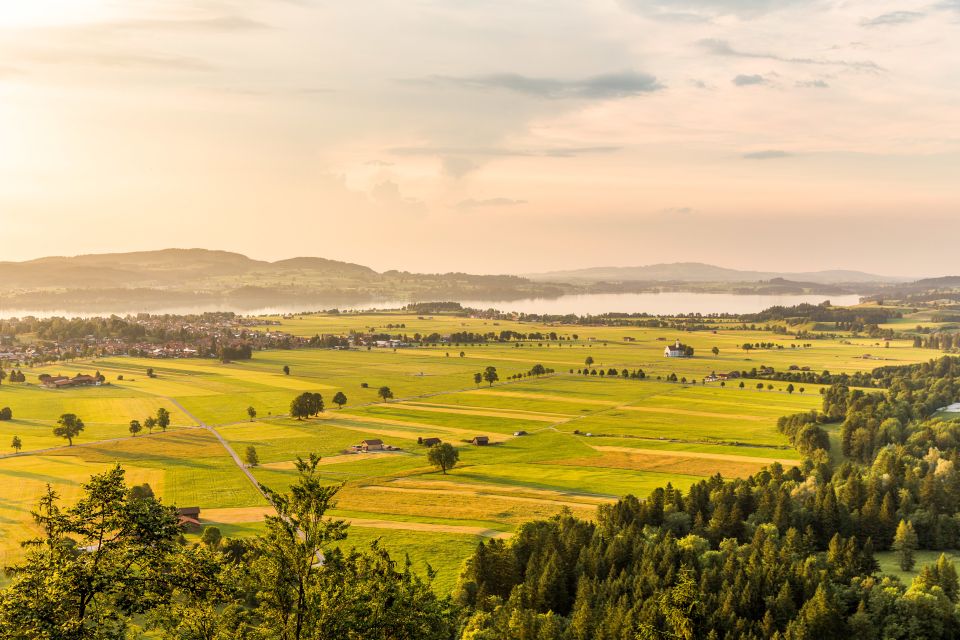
[743,149,793,159]
[733,74,767,86]
[391,145,622,158]
[21,49,213,72]
[796,79,829,88]
[861,11,924,27]
[441,157,480,179]
[620,0,805,19]
[418,71,663,99]
[700,38,883,72]
[456,198,527,210]
[91,15,270,33]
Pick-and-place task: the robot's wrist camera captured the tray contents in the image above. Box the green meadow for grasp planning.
[0,311,946,591]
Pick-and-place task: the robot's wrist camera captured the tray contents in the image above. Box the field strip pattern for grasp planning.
[469,390,619,406]
[200,507,508,538]
[617,405,769,421]
[333,414,508,441]
[388,402,567,422]
[359,485,610,510]
[591,445,799,466]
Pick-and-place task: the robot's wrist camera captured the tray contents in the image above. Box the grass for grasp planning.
[0,311,944,592]
[876,550,959,584]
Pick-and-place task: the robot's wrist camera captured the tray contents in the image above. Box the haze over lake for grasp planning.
[0,291,863,319]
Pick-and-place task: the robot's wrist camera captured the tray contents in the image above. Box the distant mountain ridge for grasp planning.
[526,262,909,285]
[0,249,379,289]
[0,249,562,312]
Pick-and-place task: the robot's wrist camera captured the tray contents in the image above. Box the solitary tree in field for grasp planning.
[333,392,347,409]
[530,364,546,377]
[473,372,482,387]
[893,519,918,571]
[585,356,594,367]
[459,351,465,358]
[711,346,720,357]
[144,416,157,434]
[0,406,12,420]
[757,383,764,390]
[786,384,795,394]
[146,367,155,378]
[799,387,805,395]
[54,413,85,446]
[129,420,142,437]
[378,386,393,402]
[11,435,22,453]
[483,366,499,386]
[156,407,171,432]
[283,365,290,375]
[245,445,259,467]
[427,443,459,475]
[739,381,745,389]
[247,406,257,421]
[0,369,6,385]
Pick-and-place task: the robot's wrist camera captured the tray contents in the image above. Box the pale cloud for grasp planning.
[732,74,768,86]
[860,11,925,27]
[0,0,958,275]
[422,71,663,99]
[456,197,527,210]
[743,149,793,158]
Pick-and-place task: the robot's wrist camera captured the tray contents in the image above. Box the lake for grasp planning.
[0,291,863,319]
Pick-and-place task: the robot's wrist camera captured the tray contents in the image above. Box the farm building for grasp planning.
[664,340,691,358]
[359,439,384,451]
[40,373,102,389]
[422,437,442,447]
[513,431,528,436]
[471,436,489,446]
[176,507,201,529]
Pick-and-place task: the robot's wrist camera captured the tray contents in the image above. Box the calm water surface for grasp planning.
[0,292,862,319]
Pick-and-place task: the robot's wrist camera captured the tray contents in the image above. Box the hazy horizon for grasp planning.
[1,1,957,275]
[0,246,929,279]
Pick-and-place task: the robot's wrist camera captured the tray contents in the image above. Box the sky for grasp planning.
[0,0,957,276]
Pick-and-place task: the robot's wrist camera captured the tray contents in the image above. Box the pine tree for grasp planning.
[892,520,918,571]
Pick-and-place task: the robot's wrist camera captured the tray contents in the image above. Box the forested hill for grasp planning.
[454,357,960,639]
[0,249,563,310]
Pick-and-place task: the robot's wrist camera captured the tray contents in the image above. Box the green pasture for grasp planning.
[0,310,947,592]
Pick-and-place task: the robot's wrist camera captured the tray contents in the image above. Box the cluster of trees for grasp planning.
[575,367,647,379]
[0,369,25,384]
[290,392,324,420]
[0,407,11,421]
[916,333,960,352]
[744,303,897,326]
[451,357,960,638]
[777,410,831,456]
[0,458,454,639]
[473,367,499,387]
[219,343,253,362]
[128,407,171,438]
[502,364,556,381]
[743,368,881,388]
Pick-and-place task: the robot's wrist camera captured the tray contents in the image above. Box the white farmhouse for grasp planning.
[664,339,689,358]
